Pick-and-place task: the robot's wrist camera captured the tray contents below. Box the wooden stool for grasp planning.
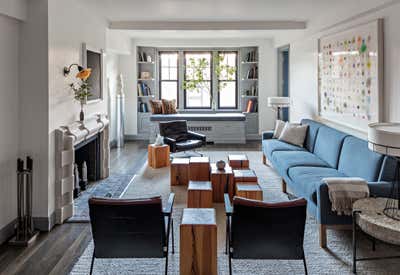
[187,181,213,208]
[148,144,170,168]
[170,158,190,186]
[228,154,249,169]
[180,208,217,275]
[210,163,233,202]
[236,183,263,201]
[189,157,210,181]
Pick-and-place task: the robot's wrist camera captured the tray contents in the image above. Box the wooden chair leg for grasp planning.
[281,179,287,194]
[319,224,327,248]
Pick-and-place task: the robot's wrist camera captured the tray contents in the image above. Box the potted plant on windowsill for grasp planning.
[69,68,92,121]
[183,53,236,111]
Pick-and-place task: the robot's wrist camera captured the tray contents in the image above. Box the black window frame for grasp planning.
[183,51,213,109]
[159,51,179,106]
[217,51,238,109]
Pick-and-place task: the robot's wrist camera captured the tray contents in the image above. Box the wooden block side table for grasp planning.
[148,144,170,169]
[228,154,250,169]
[235,183,263,201]
[170,158,190,186]
[180,208,217,275]
[187,181,213,208]
[210,163,234,202]
[189,157,210,181]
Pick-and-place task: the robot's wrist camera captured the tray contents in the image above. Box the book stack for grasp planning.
[137,82,152,96]
[245,98,258,113]
[246,66,258,79]
[139,102,149,113]
[138,52,152,62]
[244,85,258,96]
[245,50,257,62]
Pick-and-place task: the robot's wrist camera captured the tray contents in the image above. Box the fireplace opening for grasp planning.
[74,133,101,194]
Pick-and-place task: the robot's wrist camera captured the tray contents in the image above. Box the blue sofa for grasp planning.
[262,119,396,247]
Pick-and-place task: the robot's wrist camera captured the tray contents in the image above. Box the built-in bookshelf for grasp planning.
[240,47,258,113]
[137,46,157,113]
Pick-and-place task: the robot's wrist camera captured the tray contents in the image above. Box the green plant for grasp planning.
[69,79,92,104]
[183,53,236,94]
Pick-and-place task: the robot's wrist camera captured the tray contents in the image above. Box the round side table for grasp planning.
[352,197,400,273]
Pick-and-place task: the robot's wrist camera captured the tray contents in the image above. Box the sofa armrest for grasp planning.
[187,130,206,144]
[368,182,393,198]
[262,130,274,140]
[163,137,177,152]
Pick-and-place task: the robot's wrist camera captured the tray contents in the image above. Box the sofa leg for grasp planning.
[319,224,327,248]
[262,154,267,165]
[281,180,287,194]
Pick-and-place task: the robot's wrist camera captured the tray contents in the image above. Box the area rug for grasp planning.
[70,151,400,274]
[68,173,136,222]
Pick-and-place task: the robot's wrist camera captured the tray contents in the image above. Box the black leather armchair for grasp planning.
[159,120,206,154]
[225,194,308,275]
[88,194,175,275]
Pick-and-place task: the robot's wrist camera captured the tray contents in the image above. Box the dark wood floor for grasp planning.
[0,140,260,275]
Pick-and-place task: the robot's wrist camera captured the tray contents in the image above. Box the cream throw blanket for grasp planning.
[322,177,370,216]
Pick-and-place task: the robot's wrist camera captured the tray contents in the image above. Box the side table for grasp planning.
[210,163,233,202]
[148,144,170,168]
[352,197,400,273]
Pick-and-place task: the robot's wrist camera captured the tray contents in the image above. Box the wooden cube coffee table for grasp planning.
[236,183,263,201]
[148,144,170,168]
[187,181,213,208]
[228,154,250,169]
[233,169,257,183]
[210,163,233,202]
[180,208,217,275]
[189,157,210,181]
[170,158,190,186]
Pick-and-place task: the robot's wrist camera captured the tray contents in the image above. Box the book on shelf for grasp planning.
[245,50,257,62]
[245,98,258,113]
[244,85,258,96]
[137,82,152,96]
[138,52,152,63]
[139,102,149,113]
[246,66,258,79]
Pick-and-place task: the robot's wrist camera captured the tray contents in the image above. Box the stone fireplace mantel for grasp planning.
[55,114,110,224]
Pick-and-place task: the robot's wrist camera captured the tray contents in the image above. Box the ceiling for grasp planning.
[84,0,398,40]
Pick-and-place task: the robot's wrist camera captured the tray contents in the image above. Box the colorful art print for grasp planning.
[318,19,383,131]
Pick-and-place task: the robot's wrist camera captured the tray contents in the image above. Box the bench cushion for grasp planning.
[288,166,347,202]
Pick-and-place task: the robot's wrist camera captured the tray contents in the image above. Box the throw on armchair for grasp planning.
[159,120,206,155]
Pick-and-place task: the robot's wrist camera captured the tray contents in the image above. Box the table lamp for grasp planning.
[268,97,290,120]
[368,122,400,220]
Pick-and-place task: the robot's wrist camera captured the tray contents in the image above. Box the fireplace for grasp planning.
[75,133,101,183]
[55,114,110,224]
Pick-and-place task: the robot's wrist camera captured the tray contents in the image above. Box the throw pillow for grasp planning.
[162,99,177,114]
[278,123,308,147]
[149,100,163,114]
[273,120,286,139]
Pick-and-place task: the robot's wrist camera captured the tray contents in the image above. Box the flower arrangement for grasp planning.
[69,68,92,121]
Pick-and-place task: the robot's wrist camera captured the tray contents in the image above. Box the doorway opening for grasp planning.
[278,46,290,122]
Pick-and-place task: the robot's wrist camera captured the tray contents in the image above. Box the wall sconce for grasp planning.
[64,63,84,77]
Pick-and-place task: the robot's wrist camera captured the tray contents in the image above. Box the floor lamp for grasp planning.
[368,122,400,220]
[268,97,290,120]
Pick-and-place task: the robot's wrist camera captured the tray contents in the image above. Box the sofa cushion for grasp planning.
[300,119,324,153]
[272,151,330,175]
[338,136,384,181]
[262,139,305,159]
[288,166,347,202]
[313,126,348,168]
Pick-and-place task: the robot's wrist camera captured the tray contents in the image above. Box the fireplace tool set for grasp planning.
[9,157,39,246]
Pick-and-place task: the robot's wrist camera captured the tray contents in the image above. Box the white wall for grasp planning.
[0,0,27,21]
[123,38,277,135]
[0,14,20,240]
[287,1,400,138]
[19,0,50,225]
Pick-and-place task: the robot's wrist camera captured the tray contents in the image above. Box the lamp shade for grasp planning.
[368,122,400,157]
[268,97,290,108]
